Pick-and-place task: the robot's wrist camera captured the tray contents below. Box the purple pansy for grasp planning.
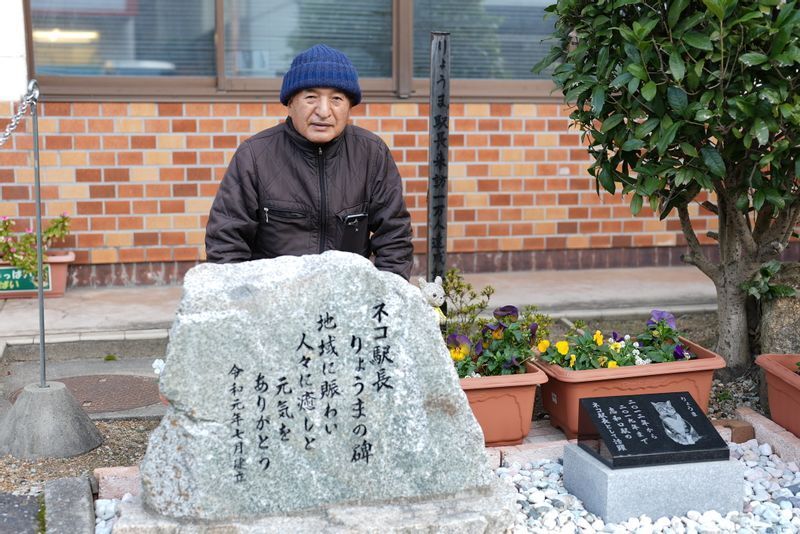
[482,322,505,339]
[502,357,520,369]
[648,309,677,329]
[673,344,688,359]
[611,331,623,342]
[528,322,539,340]
[493,305,519,323]
[446,333,470,349]
[473,339,484,357]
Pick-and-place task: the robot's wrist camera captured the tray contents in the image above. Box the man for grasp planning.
[205,44,413,279]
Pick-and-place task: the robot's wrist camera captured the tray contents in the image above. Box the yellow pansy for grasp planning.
[556,341,569,355]
[610,341,622,352]
[449,346,468,361]
[607,361,618,368]
[569,354,576,367]
[537,340,551,353]
[598,356,608,366]
[593,330,603,346]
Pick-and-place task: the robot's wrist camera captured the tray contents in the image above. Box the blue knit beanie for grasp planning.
[280,44,362,106]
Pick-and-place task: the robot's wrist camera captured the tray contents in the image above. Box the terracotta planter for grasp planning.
[460,364,548,447]
[0,252,74,299]
[534,338,726,439]
[755,353,800,438]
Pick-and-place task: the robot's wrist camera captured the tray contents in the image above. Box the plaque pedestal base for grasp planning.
[563,444,743,524]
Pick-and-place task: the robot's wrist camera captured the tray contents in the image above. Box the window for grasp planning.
[224,0,392,79]
[26,0,557,100]
[413,0,554,80]
[30,0,216,76]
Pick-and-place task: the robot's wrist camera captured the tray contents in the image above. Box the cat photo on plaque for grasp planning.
[577,391,729,468]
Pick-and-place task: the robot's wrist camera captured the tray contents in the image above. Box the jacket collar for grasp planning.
[285,117,344,158]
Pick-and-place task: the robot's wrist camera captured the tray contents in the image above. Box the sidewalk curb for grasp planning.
[44,476,95,534]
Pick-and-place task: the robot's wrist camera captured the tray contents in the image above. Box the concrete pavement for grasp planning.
[1,265,717,341]
[0,264,718,420]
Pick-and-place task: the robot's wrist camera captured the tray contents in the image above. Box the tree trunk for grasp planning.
[714,274,751,378]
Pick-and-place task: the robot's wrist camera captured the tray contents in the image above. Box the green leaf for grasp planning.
[739,52,769,66]
[627,63,649,80]
[621,139,645,151]
[656,121,681,155]
[683,32,713,51]
[702,0,725,20]
[752,118,769,146]
[675,167,692,186]
[669,52,686,81]
[642,175,661,195]
[611,72,633,88]
[635,117,660,138]
[680,142,699,157]
[598,167,616,194]
[667,86,689,113]
[764,188,786,209]
[700,146,726,177]
[735,194,750,212]
[753,190,766,211]
[591,86,606,114]
[668,0,689,27]
[601,114,625,133]
[642,81,657,101]
[630,193,643,215]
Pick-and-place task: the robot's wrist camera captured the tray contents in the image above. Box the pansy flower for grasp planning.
[673,344,688,359]
[593,330,603,346]
[446,334,471,362]
[483,322,505,340]
[502,357,520,370]
[569,354,576,367]
[556,340,569,355]
[473,339,484,357]
[607,361,619,368]
[528,322,539,342]
[493,305,519,324]
[537,339,550,353]
[648,309,677,329]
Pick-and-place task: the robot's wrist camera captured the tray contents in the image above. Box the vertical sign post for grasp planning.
[28,80,48,389]
[427,32,450,283]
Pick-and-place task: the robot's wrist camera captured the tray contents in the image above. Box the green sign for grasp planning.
[0,265,51,293]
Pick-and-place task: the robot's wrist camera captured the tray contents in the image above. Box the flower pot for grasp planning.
[533,338,726,439]
[460,364,548,447]
[0,251,74,299]
[755,353,800,438]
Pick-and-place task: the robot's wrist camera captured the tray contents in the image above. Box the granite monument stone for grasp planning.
[133,252,515,530]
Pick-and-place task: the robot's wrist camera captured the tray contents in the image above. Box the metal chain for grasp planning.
[0,80,40,148]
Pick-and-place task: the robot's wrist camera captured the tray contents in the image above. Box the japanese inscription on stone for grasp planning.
[427,32,450,282]
[577,392,729,468]
[222,302,397,483]
[140,252,493,519]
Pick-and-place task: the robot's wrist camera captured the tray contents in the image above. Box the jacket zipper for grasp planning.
[318,146,327,254]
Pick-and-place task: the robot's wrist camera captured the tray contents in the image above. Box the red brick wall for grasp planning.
[0,100,719,285]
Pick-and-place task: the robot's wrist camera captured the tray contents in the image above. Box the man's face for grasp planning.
[287,88,352,144]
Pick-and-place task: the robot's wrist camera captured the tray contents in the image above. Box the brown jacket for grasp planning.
[205,119,413,279]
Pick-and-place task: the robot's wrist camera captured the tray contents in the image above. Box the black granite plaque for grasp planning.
[577,392,729,468]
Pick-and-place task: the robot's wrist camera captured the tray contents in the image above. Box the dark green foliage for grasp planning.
[741,260,798,301]
[535,0,800,220]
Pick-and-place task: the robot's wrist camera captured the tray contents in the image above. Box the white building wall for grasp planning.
[0,0,28,101]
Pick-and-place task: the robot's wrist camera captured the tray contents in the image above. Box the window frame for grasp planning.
[24,0,558,102]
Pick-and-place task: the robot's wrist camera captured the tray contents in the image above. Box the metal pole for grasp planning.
[29,80,47,389]
[427,32,450,283]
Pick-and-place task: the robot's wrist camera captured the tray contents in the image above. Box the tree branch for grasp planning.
[700,201,718,215]
[716,182,758,257]
[757,203,800,262]
[678,204,720,281]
